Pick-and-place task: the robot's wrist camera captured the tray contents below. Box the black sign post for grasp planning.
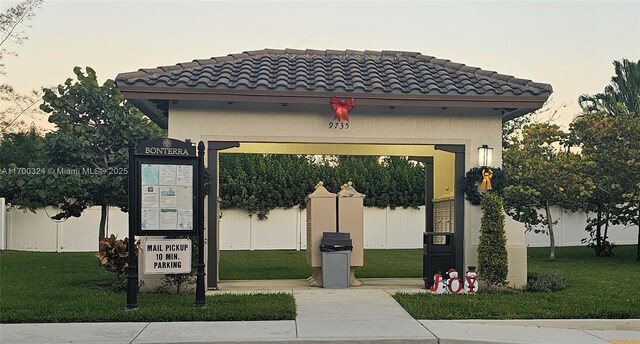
[126,138,205,309]
[126,138,138,309]
[195,141,206,307]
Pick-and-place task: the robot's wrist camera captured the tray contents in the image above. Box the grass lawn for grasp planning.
[3,246,638,322]
[394,245,640,319]
[221,246,640,319]
[0,251,296,323]
[220,248,423,279]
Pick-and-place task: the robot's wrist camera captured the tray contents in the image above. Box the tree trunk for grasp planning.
[600,211,611,257]
[595,206,603,256]
[603,211,609,242]
[545,201,555,261]
[99,204,108,241]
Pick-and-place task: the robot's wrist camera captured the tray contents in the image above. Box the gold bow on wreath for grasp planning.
[480,168,493,191]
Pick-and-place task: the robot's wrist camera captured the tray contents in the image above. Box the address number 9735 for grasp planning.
[328,122,350,129]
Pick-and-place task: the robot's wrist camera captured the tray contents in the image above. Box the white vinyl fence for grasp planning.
[219,206,427,250]
[522,206,638,247]
[4,205,128,252]
[2,203,637,252]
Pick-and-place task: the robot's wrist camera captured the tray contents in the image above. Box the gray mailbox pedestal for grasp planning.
[321,232,352,289]
[321,251,351,289]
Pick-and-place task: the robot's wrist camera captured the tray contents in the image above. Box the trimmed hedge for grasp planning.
[219,154,425,218]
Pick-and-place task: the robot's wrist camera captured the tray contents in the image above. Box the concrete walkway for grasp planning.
[295,288,433,342]
[2,279,639,344]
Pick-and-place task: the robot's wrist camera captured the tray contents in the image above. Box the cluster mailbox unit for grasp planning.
[305,182,336,286]
[305,181,365,288]
[337,182,365,286]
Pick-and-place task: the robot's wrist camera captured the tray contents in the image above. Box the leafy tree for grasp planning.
[503,123,593,260]
[478,192,508,287]
[0,125,89,216]
[0,125,45,168]
[40,67,165,240]
[0,85,45,135]
[579,59,640,117]
[502,98,567,150]
[0,0,45,134]
[571,110,640,260]
[0,0,43,73]
[577,59,640,261]
[502,114,531,149]
[569,111,634,256]
[0,126,47,210]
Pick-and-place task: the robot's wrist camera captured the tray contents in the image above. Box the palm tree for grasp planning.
[579,59,640,116]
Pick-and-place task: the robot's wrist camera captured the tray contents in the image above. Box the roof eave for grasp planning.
[117,85,549,129]
[502,108,539,122]
[118,85,549,106]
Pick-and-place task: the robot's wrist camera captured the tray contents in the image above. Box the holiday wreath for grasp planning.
[463,167,506,205]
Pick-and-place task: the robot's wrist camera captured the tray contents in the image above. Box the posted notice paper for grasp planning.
[141,164,159,185]
[178,209,193,230]
[142,186,159,208]
[141,208,160,230]
[160,208,178,229]
[176,165,193,186]
[159,186,177,208]
[176,186,193,209]
[159,164,177,185]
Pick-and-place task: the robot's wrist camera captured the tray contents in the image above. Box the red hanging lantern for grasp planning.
[330,96,355,123]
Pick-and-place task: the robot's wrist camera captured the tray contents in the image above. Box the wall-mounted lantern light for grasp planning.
[478,145,493,167]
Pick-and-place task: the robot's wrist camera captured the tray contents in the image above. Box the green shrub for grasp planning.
[162,273,195,294]
[478,192,508,287]
[526,272,567,292]
[161,235,197,294]
[95,234,135,290]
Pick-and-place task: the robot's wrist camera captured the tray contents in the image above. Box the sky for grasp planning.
[2,0,639,131]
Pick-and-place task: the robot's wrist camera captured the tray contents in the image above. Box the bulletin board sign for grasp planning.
[134,139,198,236]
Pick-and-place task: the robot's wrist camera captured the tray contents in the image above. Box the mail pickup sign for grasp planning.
[143,238,192,274]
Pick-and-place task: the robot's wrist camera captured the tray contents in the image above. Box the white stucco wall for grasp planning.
[168,101,526,287]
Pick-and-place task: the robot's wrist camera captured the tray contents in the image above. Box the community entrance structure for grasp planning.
[116,49,551,289]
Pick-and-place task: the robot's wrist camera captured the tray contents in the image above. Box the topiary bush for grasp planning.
[525,272,567,292]
[478,192,509,288]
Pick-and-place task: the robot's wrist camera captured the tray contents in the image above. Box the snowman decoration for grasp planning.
[447,268,463,294]
[428,266,480,295]
[428,272,448,294]
[464,266,479,294]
